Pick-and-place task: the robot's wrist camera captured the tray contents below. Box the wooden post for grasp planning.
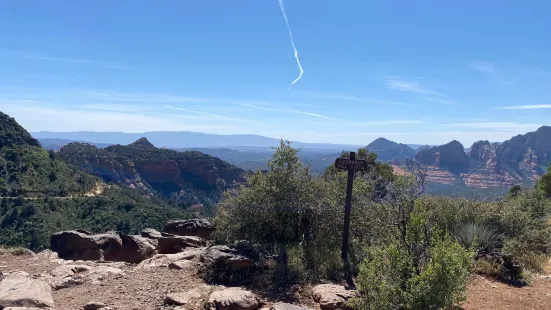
[335,151,367,289]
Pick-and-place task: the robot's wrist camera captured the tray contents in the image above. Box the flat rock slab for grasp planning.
[45,264,123,289]
[135,247,206,271]
[208,287,261,310]
[168,260,202,274]
[165,285,213,306]
[270,302,314,310]
[312,284,356,310]
[0,271,55,309]
[158,236,207,254]
[163,219,215,240]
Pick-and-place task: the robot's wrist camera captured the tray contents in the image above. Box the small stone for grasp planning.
[84,302,107,310]
[270,302,314,310]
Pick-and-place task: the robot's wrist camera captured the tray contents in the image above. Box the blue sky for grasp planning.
[0,0,550,146]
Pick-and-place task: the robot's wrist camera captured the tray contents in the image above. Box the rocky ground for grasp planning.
[2,218,551,310]
[3,251,551,310]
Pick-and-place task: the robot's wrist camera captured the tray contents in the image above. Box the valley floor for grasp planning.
[1,251,550,310]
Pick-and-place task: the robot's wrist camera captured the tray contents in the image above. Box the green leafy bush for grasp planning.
[350,235,472,310]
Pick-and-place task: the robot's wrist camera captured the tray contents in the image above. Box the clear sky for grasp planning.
[0,0,550,146]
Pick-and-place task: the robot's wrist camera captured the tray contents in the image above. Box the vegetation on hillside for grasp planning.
[0,112,100,197]
[0,112,41,149]
[538,162,551,198]
[0,186,189,251]
[0,145,99,197]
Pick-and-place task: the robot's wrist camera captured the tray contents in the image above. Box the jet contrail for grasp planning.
[278,0,304,88]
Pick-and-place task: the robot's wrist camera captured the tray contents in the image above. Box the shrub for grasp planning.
[349,235,472,310]
[503,238,548,273]
[453,222,502,253]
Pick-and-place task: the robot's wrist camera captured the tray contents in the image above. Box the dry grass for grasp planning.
[0,246,35,256]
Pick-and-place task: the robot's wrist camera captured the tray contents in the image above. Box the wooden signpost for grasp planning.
[335,151,368,288]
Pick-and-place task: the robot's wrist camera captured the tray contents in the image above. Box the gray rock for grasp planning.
[50,231,103,261]
[270,303,313,310]
[164,219,215,240]
[140,228,163,239]
[0,271,55,309]
[50,231,123,261]
[83,301,106,310]
[135,247,206,270]
[164,285,212,306]
[208,287,260,310]
[51,230,156,263]
[158,236,207,254]
[201,246,255,269]
[168,260,202,274]
[46,264,123,290]
[312,284,356,310]
[117,235,156,263]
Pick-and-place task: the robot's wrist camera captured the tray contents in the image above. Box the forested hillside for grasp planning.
[0,112,100,197]
[0,112,191,250]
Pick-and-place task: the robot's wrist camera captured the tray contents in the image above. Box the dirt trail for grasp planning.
[463,275,551,310]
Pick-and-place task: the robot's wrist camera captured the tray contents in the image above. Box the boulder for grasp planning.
[51,230,157,264]
[0,271,55,309]
[164,219,215,240]
[312,284,356,310]
[164,284,212,306]
[141,228,164,239]
[200,246,257,284]
[208,287,260,310]
[93,232,124,261]
[135,247,205,270]
[51,231,103,261]
[158,236,207,254]
[50,231,123,261]
[201,245,255,269]
[270,303,313,310]
[117,235,156,263]
[168,260,202,274]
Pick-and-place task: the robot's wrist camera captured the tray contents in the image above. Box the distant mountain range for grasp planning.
[32,126,551,192]
[32,131,363,151]
[413,126,551,189]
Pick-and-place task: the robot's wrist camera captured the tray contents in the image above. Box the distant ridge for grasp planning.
[32,131,364,150]
[366,137,416,162]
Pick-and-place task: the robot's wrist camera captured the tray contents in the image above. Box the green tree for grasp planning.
[215,140,340,281]
[537,162,551,198]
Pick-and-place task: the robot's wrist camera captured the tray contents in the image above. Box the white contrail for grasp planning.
[278,0,304,88]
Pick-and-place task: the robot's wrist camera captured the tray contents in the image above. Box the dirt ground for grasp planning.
[462,274,551,310]
[2,251,551,310]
